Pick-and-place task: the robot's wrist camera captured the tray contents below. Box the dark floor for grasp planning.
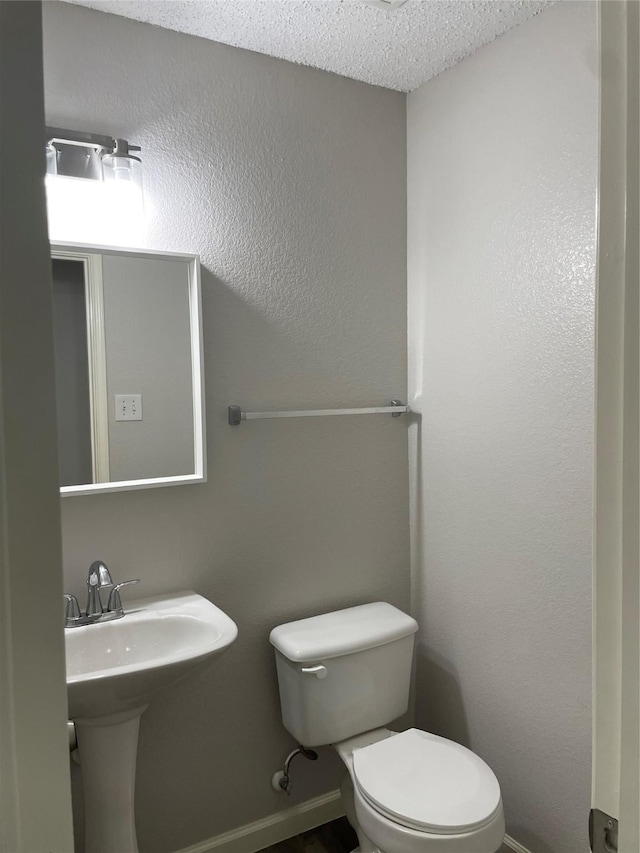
[260,817,357,852]
[259,818,512,852]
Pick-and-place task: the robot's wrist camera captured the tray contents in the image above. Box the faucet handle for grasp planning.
[106,579,140,616]
[63,594,81,628]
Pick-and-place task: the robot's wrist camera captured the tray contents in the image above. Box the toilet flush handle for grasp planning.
[300,665,328,679]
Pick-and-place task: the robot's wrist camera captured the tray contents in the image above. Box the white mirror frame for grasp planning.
[51,242,206,496]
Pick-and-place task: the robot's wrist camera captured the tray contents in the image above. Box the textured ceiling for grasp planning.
[62,0,554,92]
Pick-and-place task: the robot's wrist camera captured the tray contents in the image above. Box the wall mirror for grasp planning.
[51,243,205,496]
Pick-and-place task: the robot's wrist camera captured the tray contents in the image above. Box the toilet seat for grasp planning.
[352,775,505,853]
[352,729,502,835]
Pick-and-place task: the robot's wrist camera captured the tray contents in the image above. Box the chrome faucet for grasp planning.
[64,561,140,628]
[86,560,113,617]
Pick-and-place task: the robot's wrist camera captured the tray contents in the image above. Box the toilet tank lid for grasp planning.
[269,602,418,663]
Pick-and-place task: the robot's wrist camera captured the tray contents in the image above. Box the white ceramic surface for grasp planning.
[66,591,237,853]
[353,729,502,833]
[272,603,417,747]
[269,602,418,663]
[66,590,238,720]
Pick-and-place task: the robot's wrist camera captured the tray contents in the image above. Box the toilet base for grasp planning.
[334,731,505,853]
[341,772,380,853]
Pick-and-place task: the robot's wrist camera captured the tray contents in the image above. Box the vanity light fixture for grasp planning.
[45,126,142,192]
[45,127,144,243]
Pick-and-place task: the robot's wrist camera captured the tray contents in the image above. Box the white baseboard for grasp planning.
[503,834,533,853]
[176,795,532,853]
[177,790,344,853]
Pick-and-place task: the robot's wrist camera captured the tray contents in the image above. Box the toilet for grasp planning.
[269,602,505,853]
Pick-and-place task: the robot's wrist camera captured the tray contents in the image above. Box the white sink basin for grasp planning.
[66,590,238,719]
[65,590,237,853]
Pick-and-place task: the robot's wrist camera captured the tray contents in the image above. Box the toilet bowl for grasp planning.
[269,603,505,853]
[335,728,505,853]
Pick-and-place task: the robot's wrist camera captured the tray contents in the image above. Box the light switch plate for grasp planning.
[115,394,142,421]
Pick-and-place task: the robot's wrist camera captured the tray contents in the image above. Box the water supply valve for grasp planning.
[271,745,318,795]
[271,770,291,795]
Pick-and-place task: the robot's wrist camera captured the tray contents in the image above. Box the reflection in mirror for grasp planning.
[51,245,205,496]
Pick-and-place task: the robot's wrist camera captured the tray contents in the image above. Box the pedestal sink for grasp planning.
[65,591,238,853]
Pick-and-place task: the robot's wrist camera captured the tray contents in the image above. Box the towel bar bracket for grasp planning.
[228,405,243,426]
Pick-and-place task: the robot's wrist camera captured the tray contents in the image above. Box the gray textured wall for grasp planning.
[407,3,596,852]
[42,3,408,851]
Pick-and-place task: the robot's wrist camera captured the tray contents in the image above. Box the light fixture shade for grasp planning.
[46,142,58,176]
[101,139,143,194]
[102,154,143,186]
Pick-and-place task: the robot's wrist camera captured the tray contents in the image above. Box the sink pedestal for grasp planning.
[75,707,147,853]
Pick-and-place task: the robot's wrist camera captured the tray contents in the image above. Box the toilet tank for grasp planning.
[269,602,418,747]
